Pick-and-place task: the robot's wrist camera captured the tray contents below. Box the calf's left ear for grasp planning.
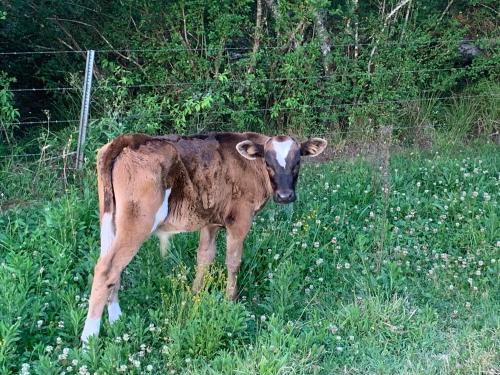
[300,138,328,157]
[236,140,265,160]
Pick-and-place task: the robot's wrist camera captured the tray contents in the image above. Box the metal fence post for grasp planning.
[75,50,95,169]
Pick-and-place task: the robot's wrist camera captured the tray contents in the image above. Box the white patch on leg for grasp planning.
[81,317,101,343]
[272,139,293,168]
[108,301,122,323]
[151,189,172,233]
[100,212,114,256]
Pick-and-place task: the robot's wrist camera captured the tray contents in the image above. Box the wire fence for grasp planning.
[2,93,499,129]
[1,41,498,204]
[0,36,498,56]
[5,64,497,93]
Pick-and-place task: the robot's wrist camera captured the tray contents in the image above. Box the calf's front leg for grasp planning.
[225,211,252,300]
[192,225,219,294]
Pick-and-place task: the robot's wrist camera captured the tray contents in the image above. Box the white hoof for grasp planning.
[81,318,101,344]
[108,302,122,323]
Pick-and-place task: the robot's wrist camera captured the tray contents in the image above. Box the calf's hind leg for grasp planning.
[81,224,152,343]
[82,191,167,343]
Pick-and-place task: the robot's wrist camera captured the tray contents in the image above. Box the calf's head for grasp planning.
[236,136,327,204]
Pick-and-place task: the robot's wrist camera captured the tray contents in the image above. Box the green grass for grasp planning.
[0,144,498,374]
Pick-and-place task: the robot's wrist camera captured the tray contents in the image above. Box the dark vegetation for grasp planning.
[0,1,499,150]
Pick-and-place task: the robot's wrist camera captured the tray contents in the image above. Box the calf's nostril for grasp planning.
[277,190,293,199]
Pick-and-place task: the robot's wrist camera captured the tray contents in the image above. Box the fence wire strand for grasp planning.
[6,64,497,93]
[3,92,498,128]
[0,37,498,56]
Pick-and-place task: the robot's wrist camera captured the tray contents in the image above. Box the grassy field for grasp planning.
[0,143,498,374]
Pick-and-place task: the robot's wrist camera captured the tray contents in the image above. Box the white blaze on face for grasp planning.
[151,188,172,233]
[100,212,114,256]
[272,139,294,168]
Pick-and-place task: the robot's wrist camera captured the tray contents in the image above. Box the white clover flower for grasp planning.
[146,365,153,372]
[45,345,53,353]
[37,320,43,328]
[316,258,324,266]
[20,363,30,375]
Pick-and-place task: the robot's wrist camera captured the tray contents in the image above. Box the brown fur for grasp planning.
[83,131,326,342]
[86,133,273,337]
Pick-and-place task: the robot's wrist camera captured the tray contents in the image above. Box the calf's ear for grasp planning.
[300,138,327,157]
[236,140,264,160]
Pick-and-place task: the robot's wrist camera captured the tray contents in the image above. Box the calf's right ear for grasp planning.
[236,140,264,160]
[300,137,327,157]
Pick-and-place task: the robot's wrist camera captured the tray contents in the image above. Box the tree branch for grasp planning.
[367,0,411,72]
[313,9,331,74]
[248,0,263,74]
[50,17,143,71]
[438,0,454,23]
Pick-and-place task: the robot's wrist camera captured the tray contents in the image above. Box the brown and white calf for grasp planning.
[81,132,327,342]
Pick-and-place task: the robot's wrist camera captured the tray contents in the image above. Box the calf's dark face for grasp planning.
[236,136,328,204]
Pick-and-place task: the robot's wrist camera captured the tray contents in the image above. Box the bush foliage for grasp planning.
[0,0,498,146]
